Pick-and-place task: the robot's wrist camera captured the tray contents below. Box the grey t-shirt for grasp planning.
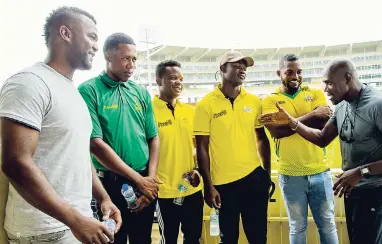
[0,62,93,236]
[330,84,382,188]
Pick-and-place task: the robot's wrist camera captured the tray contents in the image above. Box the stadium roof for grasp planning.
[138,40,382,62]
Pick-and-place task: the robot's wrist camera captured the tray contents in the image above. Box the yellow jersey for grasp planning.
[152,96,202,198]
[261,86,329,176]
[193,84,263,185]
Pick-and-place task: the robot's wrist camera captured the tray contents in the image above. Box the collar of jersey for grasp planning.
[276,86,304,99]
[213,83,248,99]
[153,95,183,108]
[99,72,130,88]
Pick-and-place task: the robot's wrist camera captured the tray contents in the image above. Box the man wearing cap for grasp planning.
[194,50,271,243]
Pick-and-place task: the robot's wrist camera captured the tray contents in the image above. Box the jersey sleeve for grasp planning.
[0,73,51,131]
[189,106,196,139]
[254,97,263,129]
[78,83,103,139]
[373,99,382,133]
[312,88,328,109]
[261,95,278,114]
[329,104,340,128]
[144,90,158,139]
[193,102,211,136]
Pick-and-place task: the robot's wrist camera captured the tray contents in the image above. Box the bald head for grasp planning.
[323,58,361,105]
[324,58,359,83]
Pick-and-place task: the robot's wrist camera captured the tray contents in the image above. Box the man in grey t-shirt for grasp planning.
[0,6,121,244]
[260,57,382,244]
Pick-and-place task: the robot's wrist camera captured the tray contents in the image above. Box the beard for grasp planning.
[282,78,301,94]
[68,46,92,71]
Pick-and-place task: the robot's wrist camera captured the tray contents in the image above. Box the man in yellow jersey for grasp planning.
[153,60,203,244]
[194,50,271,244]
[261,54,338,244]
[260,58,382,244]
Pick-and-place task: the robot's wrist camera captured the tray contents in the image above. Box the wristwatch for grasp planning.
[360,165,371,178]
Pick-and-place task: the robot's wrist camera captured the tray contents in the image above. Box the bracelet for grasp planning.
[291,120,299,131]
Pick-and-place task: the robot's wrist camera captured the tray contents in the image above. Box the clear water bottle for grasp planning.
[102,219,116,242]
[121,184,140,210]
[178,173,190,193]
[210,208,220,236]
[173,174,190,206]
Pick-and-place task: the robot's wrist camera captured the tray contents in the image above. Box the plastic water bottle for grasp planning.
[121,184,139,210]
[173,174,190,206]
[102,219,116,242]
[210,208,220,236]
[103,219,116,233]
[178,174,190,193]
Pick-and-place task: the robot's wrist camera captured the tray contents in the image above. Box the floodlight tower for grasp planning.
[139,26,157,94]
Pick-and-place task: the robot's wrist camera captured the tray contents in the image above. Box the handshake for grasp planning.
[259,102,333,126]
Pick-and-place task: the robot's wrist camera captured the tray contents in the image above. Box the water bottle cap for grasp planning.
[121,184,129,191]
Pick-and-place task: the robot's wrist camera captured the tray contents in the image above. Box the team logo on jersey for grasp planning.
[104,104,118,109]
[158,120,172,128]
[243,106,252,113]
[213,110,227,119]
[181,117,189,123]
[134,98,142,111]
[304,96,314,101]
